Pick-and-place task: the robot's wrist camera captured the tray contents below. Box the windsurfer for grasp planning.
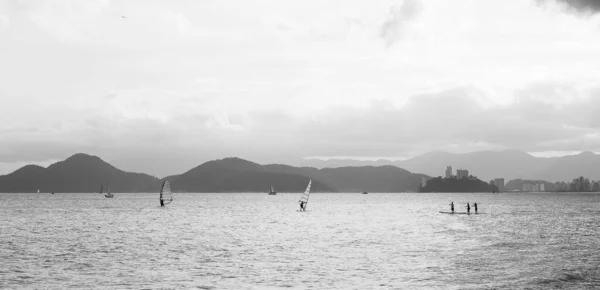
[160,199,164,207]
[299,201,305,211]
[450,202,454,213]
[466,203,471,214]
[474,202,478,214]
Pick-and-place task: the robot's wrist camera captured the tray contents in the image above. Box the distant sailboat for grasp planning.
[298,179,312,211]
[37,189,40,194]
[268,185,277,195]
[159,180,173,206]
[99,184,104,194]
[104,182,114,198]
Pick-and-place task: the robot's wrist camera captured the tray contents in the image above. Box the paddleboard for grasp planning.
[439,211,485,215]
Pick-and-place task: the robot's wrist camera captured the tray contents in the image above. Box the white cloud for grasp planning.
[0,14,9,30]
[1,0,600,176]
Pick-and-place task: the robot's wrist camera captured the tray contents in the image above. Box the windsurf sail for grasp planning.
[99,184,103,194]
[269,185,276,195]
[37,189,40,194]
[298,179,312,209]
[160,180,173,205]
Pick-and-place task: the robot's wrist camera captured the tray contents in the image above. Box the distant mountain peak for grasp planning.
[64,153,104,163]
[198,156,263,172]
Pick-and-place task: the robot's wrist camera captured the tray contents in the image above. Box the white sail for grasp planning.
[104,181,114,198]
[160,180,173,205]
[298,179,312,207]
[37,189,40,194]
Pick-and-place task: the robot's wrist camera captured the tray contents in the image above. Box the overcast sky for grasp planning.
[1,0,600,177]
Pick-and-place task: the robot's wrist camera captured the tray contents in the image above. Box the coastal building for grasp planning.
[456,169,469,179]
[522,183,533,192]
[593,181,600,192]
[554,182,568,192]
[445,166,453,178]
[494,178,505,192]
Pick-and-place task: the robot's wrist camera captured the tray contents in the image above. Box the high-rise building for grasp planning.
[445,166,453,178]
[494,178,505,192]
[456,169,469,179]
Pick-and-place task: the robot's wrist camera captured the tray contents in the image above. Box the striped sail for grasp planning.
[160,181,173,205]
[298,179,312,207]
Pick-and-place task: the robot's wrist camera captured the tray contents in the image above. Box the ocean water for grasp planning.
[1,192,599,289]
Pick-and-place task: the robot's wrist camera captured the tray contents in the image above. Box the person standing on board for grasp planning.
[450,202,455,214]
[466,203,471,214]
[474,203,478,214]
[299,201,305,211]
[160,198,164,207]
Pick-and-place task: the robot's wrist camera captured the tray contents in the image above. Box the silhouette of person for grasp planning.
[474,203,478,214]
[467,203,471,214]
[160,199,164,207]
[300,201,305,211]
[450,202,454,213]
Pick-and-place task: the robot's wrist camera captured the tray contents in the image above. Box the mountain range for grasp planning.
[0,154,427,193]
[0,154,160,193]
[3,149,597,193]
[300,150,600,182]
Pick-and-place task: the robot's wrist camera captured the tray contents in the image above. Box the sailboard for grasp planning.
[269,185,277,195]
[439,211,485,215]
[160,180,173,206]
[104,181,114,198]
[99,184,103,194]
[37,189,40,194]
[298,179,312,211]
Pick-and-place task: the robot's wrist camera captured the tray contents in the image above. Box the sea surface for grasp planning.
[1,192,599,289]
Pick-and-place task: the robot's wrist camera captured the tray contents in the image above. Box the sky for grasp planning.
[1,0,600,177]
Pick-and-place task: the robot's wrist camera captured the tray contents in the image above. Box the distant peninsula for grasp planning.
[420,176,494,193]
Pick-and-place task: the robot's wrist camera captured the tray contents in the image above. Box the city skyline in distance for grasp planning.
[2,0,600,178]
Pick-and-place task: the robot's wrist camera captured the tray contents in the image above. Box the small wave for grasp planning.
[536,272,586,285]
[489,241,531,249]
[557,273,585,282]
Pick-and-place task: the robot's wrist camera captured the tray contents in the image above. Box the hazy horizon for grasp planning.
[2,0,600,177]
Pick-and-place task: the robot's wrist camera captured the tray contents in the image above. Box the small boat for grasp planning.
[268,185,277,195]
[104,182,114,198]
[159,180,173,206]
[362,191,368,194]
[297,179,312,211]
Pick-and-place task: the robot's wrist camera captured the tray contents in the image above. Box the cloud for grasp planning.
[0,14,9,30]
[538,0,600,14]
[379,0,422,47]
[2,83,600,177]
